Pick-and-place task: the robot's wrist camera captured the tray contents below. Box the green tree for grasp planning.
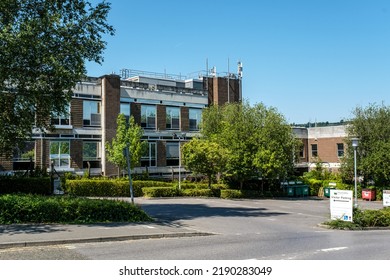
[342,103,390,187]
[0,0,114,156]
[182,138,227,188]
[106,114,147,176]
[201,101,299,188]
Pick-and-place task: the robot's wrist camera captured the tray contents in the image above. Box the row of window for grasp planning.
[310,143,344,158]
[51,100,202,131]
[14,140,181,170]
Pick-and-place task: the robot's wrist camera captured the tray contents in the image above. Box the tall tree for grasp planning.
[0,0,114,155]
[201,101,299,188]
[342,103,390,186]
[106,114,147,176]
[182,138,227,188]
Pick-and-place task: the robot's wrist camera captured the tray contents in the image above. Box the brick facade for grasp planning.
[101,75,120,176]
[181,107,189,131]
[157,104,166,131]
[70,99,83,128]
[70,140,83,169]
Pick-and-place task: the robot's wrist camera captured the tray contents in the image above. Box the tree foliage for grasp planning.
[0,0,114,155]
[342,103,390,186]
[182,138,227,187]
[200,101,300,188]
[106,114,147,174]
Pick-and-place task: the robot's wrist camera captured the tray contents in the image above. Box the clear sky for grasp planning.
[86,0,390,124]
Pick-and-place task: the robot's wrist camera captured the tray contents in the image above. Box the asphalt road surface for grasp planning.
[0,197,389,260]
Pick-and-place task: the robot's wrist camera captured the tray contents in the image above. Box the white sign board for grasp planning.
[330,189,353,222]
[383,190,390,207]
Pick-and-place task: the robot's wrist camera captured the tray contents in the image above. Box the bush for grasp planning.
[142,187,179,198]
[65,179,174,197]
[0,177,51,195]
[0,194,152,224]
[220,189,264,199]
[181,188,221,197]
[324,207,390,229]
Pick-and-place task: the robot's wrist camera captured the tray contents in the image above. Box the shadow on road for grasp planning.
[140,203,289,222]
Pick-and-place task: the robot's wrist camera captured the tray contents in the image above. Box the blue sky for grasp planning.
[86,0,390,124]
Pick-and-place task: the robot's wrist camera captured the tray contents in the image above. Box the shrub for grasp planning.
[142,187,179,198]
[0,194,152,224]
[324,207,390,229]
[65,179,143,197]
[0,177,51,195]
[220,189,264,199]
[181,188,221,197]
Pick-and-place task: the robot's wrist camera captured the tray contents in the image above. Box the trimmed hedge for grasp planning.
[220,189,265,199]
[142,187,179,198]
[0,194,152,224]
[181,188,221,197]
[65,179,173,197]
[0,177,51,195]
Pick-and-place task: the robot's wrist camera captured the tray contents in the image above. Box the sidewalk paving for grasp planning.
[0,222,212,249]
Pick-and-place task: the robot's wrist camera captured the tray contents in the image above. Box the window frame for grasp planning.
[311,143,318,157]
[166,107,180,130]
[141,104,156,129]
[83,100,101,126]
[189,108,202,131]
[50,141,71,169]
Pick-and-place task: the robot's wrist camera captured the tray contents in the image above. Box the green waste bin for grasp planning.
[295,186,303,196]
[286,186,295,197]
[324,187,335,198]
[302,185,309,196]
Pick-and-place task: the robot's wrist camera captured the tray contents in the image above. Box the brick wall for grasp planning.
[308,137,345,163]
[70,99,83,127]
[157,141,166,167]
[0,155,13,171]
[70,140,83,169]
[157,104,166,131]
[101,75,120,176]
[131,103,141,125]
[35,139,49,170]
[207,77,241,105]
[181,107,189,131]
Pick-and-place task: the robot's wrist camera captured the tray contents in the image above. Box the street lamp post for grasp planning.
[173,133,186,190]
[352,138,359,208]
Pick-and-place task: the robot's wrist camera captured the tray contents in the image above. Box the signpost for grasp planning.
[383,190,390,207]
[330,189,353,222]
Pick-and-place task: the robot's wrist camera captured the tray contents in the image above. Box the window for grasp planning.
[311,144,318,157]
[299,145,305,158]
[83,100,101,126]
[141,105,156,129]
[337,143,344,157]
[166,142,179,166]
[51,104,70,126]
[166,107,180,130]
[12,141,35,170]
[83,141,102,168]
[50,141,70,169]
[141,142,156,167]
[120,103,131,123]
[189,108,202,131]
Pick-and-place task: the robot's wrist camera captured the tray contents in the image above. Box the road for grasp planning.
[0,197,389,260]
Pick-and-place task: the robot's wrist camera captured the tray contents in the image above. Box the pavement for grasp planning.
[0,222,212,249]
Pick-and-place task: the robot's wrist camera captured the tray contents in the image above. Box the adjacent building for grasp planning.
[294,124,348,174]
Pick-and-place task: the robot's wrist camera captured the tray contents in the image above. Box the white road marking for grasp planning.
[320,247,348,252]
[143,225,155,229]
